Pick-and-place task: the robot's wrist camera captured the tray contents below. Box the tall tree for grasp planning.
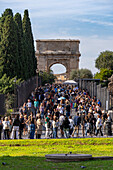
[0,15,19,78]
[0,9,15,78]
[14,13,27,79]
[0,9,13,41]
[22,9,36,79]
[95,51,113,70]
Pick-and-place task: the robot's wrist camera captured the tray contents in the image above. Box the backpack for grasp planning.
[74,103,77,108]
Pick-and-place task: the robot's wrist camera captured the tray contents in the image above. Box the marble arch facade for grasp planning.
[35,39,81,79]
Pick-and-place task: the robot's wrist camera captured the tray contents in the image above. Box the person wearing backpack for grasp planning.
[3,117,10,139]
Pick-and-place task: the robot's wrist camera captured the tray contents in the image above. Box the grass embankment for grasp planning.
[0,138,113,169]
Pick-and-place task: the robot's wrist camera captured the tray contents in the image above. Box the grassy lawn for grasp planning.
[0,138,113,169]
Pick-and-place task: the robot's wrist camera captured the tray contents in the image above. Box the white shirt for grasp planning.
[69,118,74,129]
[94,113,99,120]
[3,121,10,130]
[59,115,65,125]
[96,118,102,128]
[27,102,32,108]
[52,120,57,128]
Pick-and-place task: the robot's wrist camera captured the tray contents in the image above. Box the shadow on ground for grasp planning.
[0,156,113,170]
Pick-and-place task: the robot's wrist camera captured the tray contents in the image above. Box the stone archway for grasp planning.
[35,39,81,80]
[48,60,69,79]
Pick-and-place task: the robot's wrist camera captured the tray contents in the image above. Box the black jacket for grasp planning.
[13,118,20,126]
[62,118,70,129]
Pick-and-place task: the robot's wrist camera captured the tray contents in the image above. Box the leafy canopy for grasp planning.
[94,68,113,81]
[39,71,56,86]
[0,74,22,94]
[95,51,113,70]
[70,68,93,80]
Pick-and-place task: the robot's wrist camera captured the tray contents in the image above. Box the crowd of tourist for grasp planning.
[0,84,112,140]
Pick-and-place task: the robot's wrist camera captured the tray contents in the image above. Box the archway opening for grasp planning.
[50,64,67,83]
[50,64,66,74]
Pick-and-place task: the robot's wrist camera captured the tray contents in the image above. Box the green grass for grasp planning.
[0,138,113,169]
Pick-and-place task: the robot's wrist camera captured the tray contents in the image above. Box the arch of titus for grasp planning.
[35,39,81,79]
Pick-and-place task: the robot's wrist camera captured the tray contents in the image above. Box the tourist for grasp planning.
[45,113,50,138]
[8,115,13,138]
[26,99,32,116]
[12,114,20,139]
[62,116,70,138]
[80,111,86,137]
[52,117,58,138]
[59,113,65,138]
[39,103,44,119]
[65,101,70,118]
[69,116,74,136]
[85,118,90,136]
[105,113,112,136]
[22,102,27,115]
[26,116,31,138]
[23,115,28,136]
[96,115,103,136]
[19,114,24,139]
[36,116,43,139]
[30,118,35,139]
[3,117,10,139]
[72,112,81,137]
[34,98,39,116]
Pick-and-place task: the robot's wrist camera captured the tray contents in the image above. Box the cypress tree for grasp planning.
[0,9,13,40]
[2,8,13,18]
[22,9,36,79]
[0,9,15,78]
[0,15,19,78]
[14,13,26,79]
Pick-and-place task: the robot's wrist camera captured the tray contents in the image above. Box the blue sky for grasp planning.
[1,0,113,75]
